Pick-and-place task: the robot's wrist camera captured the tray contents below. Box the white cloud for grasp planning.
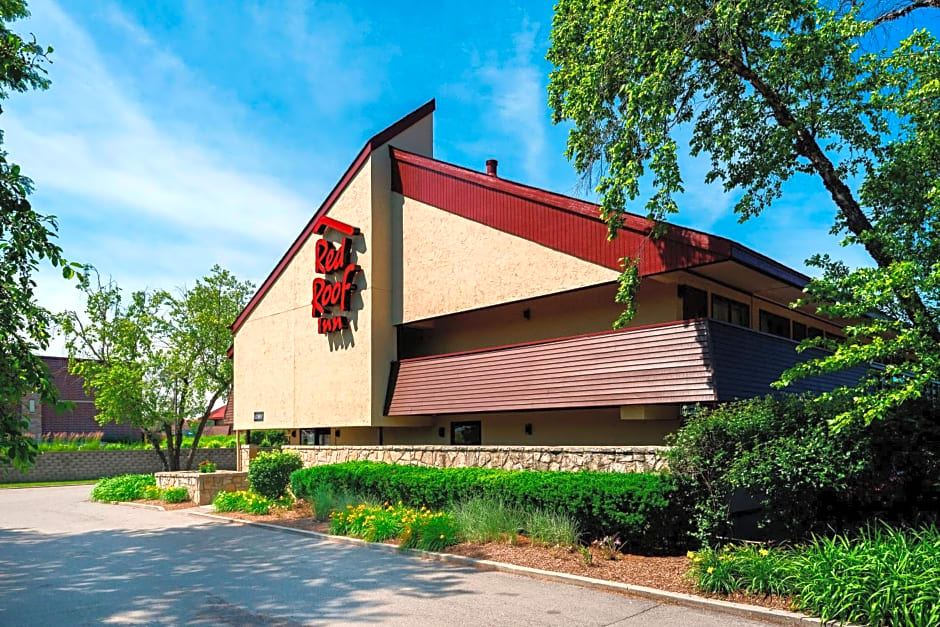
[449,18,551,185]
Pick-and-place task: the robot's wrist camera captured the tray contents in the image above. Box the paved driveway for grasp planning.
[0,485,769,626]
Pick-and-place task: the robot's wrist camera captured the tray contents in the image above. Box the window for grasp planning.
[711,294,750,328]
[679,285,708,319]
[28,399,36,412]
[300,428,331,445]
[807,327,824,339]
[451,421,481,445]
[759,310,790,338]
[792,322,807,341]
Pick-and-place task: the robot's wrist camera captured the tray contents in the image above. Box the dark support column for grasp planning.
[378,426,384,445]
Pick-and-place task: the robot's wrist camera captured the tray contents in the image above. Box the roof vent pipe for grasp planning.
[486,159,498,177]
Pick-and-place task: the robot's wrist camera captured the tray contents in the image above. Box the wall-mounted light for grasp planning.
[438,427,446,438]
[523,308,531,320]
[524,423,533,435]
[334,429,341,438]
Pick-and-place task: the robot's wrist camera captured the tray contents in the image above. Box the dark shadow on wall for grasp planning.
[0,517,476,625]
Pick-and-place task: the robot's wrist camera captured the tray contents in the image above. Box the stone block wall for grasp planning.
[156,470,248,505]
[0,448,237,483]
[241,445,666,474]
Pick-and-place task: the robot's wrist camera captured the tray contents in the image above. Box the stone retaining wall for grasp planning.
[156,470,248,505]
[0,448,237,483]
[241,445,666,473]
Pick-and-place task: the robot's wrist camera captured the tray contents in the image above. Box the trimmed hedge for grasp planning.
[248,450,302,499]
[290,462,691,553]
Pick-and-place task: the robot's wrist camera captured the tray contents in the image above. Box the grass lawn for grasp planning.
[0,479,97,489]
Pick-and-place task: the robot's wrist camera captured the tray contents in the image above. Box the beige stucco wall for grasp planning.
[284,407,679,447]
[397,194,620,324]
[233,112,434,431]
[385,408,679,446]
[400,277,678,357]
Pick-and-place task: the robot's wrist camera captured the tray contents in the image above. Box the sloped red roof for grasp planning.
[389,147,809,285]
[208,405,226,421]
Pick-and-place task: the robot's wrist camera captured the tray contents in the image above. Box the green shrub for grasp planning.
[161,487,189,504]
[212,489,289,515]
[142,484,163,500]
[248,451,303,499]
[91,474,156,502]
[688,525,940,626]
[291,462,689,553]
[666,395,940,544]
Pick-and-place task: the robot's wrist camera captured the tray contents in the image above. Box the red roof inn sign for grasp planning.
[311,217,361,334]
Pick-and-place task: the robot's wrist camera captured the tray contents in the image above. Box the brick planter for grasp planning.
[155,470,248,505]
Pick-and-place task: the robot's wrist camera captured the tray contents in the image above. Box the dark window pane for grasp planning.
[300,428,331,445]
[679,285,708,319]
[712,294,750,328]
[792,322,807,341]
[825,331,843,341]
[808,327,824,339]
[759,310,790,338]
[451,421,481,445]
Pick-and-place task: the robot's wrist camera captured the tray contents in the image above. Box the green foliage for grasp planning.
[548,0,940,425]
[0,1,81,470]
[308,486,362,522]
[91,474,155,502]
[58,267,253,471]
[450,497,525,544]
[330,502,460,552]
[212,489,290,515]
[291,462,689,553]
[248,430,288,447]
[160,487,189,504]
[688,525,940,626]
[35,433,236,451]
[524,508,581,547]
[666,395,940,544]
[248,451,302,499]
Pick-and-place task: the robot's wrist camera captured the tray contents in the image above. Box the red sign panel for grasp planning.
[311,218,360,334]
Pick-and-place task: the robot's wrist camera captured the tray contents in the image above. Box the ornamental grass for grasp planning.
[687,524,940,626]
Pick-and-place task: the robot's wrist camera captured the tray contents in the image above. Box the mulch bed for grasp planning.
[199,501,794,612]
[136,499,198,511]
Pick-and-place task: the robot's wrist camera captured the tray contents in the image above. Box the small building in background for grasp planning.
[24,356,140,442]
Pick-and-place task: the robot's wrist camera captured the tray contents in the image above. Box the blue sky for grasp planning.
[6,1,934,351]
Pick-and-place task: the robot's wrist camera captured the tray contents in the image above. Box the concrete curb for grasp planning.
[110,500,166,511]
[189,510,827,626]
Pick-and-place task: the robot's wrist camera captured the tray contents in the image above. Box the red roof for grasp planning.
[208,405,226,421]
[232,100,809,336]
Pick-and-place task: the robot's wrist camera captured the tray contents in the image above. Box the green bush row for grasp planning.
[212,489,291,515]
[90,474,190,504]
[666,395,940,544]
[688,524,940,626]
[290,462,690,552]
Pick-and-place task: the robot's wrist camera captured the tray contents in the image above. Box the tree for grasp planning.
[58,266,254,470]
[547,0,940,425]
[0,1,80,470]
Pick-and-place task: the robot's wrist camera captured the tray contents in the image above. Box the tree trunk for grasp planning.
[145,430,168,471]
[717,51,940,342]
[163,423,179,470]
[185,387,225,471]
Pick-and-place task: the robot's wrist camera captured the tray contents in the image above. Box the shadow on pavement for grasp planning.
[0,518,477,625]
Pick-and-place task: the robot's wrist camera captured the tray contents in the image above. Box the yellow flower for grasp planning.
[686,551,696,559]
[723,546,731,552]
[693,556,703,563]
[759,549,770,557]
[439,534,445,539]
[707,567,715,574]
